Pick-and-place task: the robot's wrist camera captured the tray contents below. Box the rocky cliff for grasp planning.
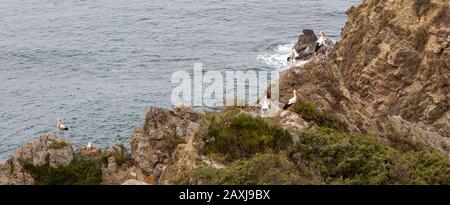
[1,0,449,185]
[279,0,449,155]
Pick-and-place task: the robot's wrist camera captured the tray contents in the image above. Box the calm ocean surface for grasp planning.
[0,0,361,159]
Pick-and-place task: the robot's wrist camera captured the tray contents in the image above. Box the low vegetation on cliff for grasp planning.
[192,115,450,184]
[23,156,102,185]
[192,153,301,185]
[202,110,292,162]
[292,101,348,132]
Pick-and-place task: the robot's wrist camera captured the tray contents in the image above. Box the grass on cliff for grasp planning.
[291,101,348,132]
[202,110,292,162]
[194,122,450,185]
[23,156,102,185]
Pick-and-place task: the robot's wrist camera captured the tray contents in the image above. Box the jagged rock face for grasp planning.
[130,106,202,184]
[335,0,450,128]
[0,134,73,184]
[104,141,128,172]
[333,0,449,135]
[12,134,73,168]
[280,0,450,156]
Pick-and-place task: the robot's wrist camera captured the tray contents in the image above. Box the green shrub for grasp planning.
[291,128,450,185]
[203,113,292,161]
[387,132,424,153]
[292,128,392,184]
[23,156,102,185]
[389,151,450,184]
[292,101,348,132]
[192,154,301,185]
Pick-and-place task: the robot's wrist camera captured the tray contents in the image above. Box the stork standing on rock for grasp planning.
[282,90,297,110]
[315,31,327,52]
[287,48,299,65]
[56,118,69,137]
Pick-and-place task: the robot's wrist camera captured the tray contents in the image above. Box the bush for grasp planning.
[292,101,348,132]
[390,151,450,184]
[291,128,450,185]
[23,156,102,185]
[203,113,292,161]
[192,154,301,185]
[387,132,424,153]
[292,128,392,184]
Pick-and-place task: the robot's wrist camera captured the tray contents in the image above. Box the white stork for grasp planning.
[287,48,299,65]
[317,31,326,46]
[86,141,94,149]
[282,90,297,110]
[261,96,270,116]
[56,118,69,137]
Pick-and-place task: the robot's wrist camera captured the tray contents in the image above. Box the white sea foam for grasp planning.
[257,43,306,71]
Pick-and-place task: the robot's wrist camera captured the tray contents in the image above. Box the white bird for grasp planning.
[261,96,270,116]
[86,141,94,149]
[317,31,326,46]
[282,90,297,110]
[287,48,299,65]
[56,118,69,137]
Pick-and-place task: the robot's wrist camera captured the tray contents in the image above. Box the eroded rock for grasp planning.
[0,134,73,184]
[130,106,202,184]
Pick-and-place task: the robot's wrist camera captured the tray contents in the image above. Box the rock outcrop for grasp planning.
[293,29,335,61]
[130,106,203,184]
[293,29,318,60]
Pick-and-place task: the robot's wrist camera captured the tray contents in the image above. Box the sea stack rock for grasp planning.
[293,29,318,60]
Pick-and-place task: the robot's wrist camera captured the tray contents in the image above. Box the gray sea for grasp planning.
[0,0,361,160]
